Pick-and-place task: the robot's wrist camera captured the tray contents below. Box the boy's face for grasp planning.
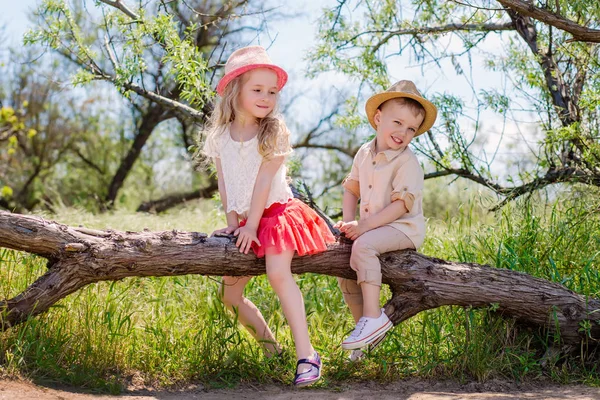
[373,100,424,152]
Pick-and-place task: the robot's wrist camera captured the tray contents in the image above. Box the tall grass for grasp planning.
[1,194,600,392]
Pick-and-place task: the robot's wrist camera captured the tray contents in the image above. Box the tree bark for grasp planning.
[497,0,600,43]
[506,9,579,126]
[1,211,599,345]
[104,105,173,208]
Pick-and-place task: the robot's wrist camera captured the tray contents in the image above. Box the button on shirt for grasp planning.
[342,139,425,249]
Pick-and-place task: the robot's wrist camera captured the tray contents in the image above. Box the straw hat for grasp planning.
[365,80,437,136]
[216,46,288,96]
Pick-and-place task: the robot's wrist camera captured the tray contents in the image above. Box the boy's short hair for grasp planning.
[379,97,426,121]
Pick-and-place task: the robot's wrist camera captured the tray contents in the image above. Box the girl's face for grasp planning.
[237,68,279,120]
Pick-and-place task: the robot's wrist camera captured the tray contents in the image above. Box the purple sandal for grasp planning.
[293,352,322,387]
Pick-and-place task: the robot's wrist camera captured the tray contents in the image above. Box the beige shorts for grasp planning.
[338,226,414,305]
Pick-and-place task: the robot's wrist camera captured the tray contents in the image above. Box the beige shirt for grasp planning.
[342,139,425,249]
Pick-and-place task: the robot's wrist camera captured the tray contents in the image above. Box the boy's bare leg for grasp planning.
[337,277,363,322]
[360,282,382,318]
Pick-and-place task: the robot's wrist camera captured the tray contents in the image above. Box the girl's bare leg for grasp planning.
[220,275,281,356]
[265,250,314,361]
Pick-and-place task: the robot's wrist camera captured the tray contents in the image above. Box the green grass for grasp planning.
[1,194,600,392]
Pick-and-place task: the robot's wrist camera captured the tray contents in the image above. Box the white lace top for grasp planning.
[204,126,293,216]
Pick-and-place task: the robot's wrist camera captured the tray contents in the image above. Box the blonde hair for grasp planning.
[199,72,291,163]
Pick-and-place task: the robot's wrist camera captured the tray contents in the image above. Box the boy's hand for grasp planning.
[339,220,368,240]
[333,221,345,230]
[334,221,350,237]
[211,225,239,237]
[234,225,261,254]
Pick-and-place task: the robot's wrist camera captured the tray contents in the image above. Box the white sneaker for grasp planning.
[342,310,392,350]
[348,322,389,361]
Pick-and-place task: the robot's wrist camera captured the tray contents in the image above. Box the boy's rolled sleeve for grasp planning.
[342,151,361,198]
[342,176,360,198]
[390,160,423,213]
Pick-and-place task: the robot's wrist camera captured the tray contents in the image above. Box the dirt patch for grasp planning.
[1,379,600,400]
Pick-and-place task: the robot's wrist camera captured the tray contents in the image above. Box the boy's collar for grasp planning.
[368,138,408,161]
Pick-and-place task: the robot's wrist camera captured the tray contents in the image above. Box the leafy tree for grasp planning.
[1,52,93,211]
[309,0,600,208]
[24,0,277,209]
[19,0,374,213]
[0,46,151,212]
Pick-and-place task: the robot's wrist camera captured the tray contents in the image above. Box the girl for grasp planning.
[201,45,335,387]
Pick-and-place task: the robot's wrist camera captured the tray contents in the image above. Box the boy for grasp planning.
[335,80,437,356]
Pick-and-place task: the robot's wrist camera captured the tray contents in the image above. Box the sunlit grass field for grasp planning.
[1,193,600,393]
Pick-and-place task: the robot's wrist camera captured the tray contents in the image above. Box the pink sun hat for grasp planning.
[216,45,288,96]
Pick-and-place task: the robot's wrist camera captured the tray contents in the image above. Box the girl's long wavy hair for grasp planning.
[198,72,291,165]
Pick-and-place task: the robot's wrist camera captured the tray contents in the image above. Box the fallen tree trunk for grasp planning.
[1,210,599,346]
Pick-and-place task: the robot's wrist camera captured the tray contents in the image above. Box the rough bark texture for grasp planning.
[498,0,600,43]
[1,210,599,345]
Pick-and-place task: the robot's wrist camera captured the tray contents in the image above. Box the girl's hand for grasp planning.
[339,220,368,240]
[211,225,238,237]
[333,221,345,230]
[234,225,261,254]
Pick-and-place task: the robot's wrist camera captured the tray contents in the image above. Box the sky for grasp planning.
[2,1,36,41]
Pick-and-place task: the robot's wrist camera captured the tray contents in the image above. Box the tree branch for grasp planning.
[506,9,579,127]
[136,181,218,213]
[292,143,358,158]
[118,81,205,122]
[1,210,600,346]
[99,0,139,20]
[497,0,600,43]
[424,165,600,209]
[372,22,515,53]
[72,146,105,176]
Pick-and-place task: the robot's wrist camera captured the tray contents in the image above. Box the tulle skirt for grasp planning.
[240,198,336,258]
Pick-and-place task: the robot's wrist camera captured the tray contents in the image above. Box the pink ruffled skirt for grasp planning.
[240,198,336,258]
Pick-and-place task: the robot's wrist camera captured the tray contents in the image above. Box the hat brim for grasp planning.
[216,64,288,96]
[365,92,437,136]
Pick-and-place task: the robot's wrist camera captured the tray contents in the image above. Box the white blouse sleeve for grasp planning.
[203,133,223,159]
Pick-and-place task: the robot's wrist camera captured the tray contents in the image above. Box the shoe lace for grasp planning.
[349,317,368,338]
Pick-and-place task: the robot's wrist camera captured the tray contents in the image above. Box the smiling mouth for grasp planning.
[256,105,270,109]
[392,137,403,145]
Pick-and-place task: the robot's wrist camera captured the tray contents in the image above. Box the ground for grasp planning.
[2,379,600,400]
